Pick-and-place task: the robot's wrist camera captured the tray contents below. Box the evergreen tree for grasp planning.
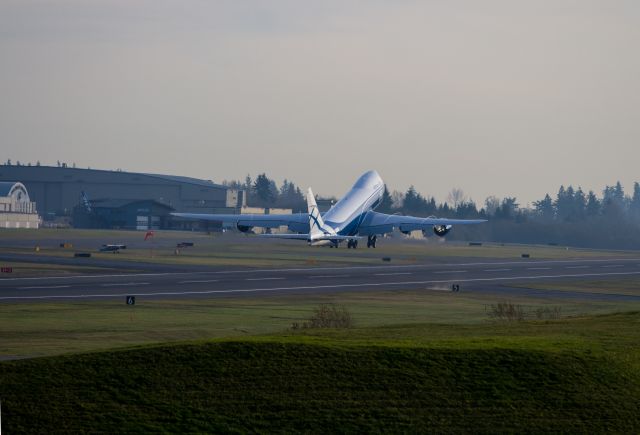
[244,175,253,192]
[533,194,554,220]
[378,185,393,213]
[279,179,291,198]
[495,197,518,220]
[484,196,500,216]
[276,179,305,210]
[602,183,625,218]
[403,186,420,214]
[268,179,278,205]
[454,201,479,218]
[630,182,640,217]
[439,202,450,216]
[426,197,437,216]
[614,181,624,202]
[571,187,586,221]
[585,190,600,217]
[555,185,575,221]
[254,173,275,205]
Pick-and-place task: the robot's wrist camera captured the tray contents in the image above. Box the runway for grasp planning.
[2,257,640,302]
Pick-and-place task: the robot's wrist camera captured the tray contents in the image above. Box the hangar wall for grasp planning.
[0,165,241,218]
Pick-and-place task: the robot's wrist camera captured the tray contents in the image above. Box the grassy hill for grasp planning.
[2,312,640,433]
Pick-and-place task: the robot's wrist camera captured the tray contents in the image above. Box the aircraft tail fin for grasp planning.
[307,187,331,239]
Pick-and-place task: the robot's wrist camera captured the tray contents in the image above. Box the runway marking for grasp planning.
[310,275,346,279]
[17,285,71,290]
[179,279,220,284]
[246,277,285,281]
[375,272,412,276]
[483,269,512,272]
[100,282,150,287]
[566,266,589,269]
[527,267,551,270]
[601,265,624,268]
[433,270,467,274]
[0,272,187,282]
[5,270,640,301]
[2,258,640,282]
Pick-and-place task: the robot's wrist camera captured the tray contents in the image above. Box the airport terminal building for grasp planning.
[0,164,244,229]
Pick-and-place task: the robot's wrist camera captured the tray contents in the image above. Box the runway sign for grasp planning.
[1,267,12,273]
[126,296,136,305]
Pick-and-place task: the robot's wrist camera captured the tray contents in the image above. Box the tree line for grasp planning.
[224,173,640,249]
[222,174,309,210]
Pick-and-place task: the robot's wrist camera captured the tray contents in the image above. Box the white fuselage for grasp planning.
[321,170,385,237]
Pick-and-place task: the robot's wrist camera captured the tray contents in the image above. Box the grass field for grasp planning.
[1,228,636,269]
[3,230,640,431]
[1,312,639,432]
[2,287,639,359]
[513,278,640,296]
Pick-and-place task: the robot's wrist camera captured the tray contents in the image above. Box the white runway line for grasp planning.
[245,277,285,281]
[179,279,220,284]
[310,275,347,279]
[527,267,551,270]
[3,258,640,282]
[601,265,624,268]
[433,270,467,274]
[375,272,413,276]
[100,282,150,287]
[18,285,71,290]
[6,270,640,300]
[483,269,512,272]
[566,266,589,269]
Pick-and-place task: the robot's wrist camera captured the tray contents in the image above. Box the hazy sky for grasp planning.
[1,1,639,206]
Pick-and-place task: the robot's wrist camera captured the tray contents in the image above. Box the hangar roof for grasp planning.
[0,165,228,190]
[142,173,225,189]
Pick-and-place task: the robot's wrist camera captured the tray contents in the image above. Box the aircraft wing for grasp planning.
[358,211,486,236]
[171,212,310,233]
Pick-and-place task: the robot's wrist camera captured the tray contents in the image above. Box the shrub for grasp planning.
[292,304,354,329]
[488,302,525,321]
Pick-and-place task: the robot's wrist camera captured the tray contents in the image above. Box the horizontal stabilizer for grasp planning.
[257,234,310,240]
[258,234,363,241]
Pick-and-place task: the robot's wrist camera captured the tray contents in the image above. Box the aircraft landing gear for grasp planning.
[347,239,358,249]
[367,235,377,248]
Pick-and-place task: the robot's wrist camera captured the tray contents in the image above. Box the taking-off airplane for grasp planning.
[172,170,486,248]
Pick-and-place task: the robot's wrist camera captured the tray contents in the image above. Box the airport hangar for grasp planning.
[0,164,246,230]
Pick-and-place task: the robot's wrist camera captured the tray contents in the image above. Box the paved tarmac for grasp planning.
[2,257,640,302]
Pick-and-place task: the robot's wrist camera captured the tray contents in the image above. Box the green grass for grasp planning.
[512,278,640,296]
[2,312,640,433]
[2,290,638,359]
[1,228,634,269]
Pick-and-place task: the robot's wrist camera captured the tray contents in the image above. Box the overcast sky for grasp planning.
[1,1,639,205]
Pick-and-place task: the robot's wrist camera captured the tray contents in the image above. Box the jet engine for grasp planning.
[433,224,452,237]
[237,224,253,233]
